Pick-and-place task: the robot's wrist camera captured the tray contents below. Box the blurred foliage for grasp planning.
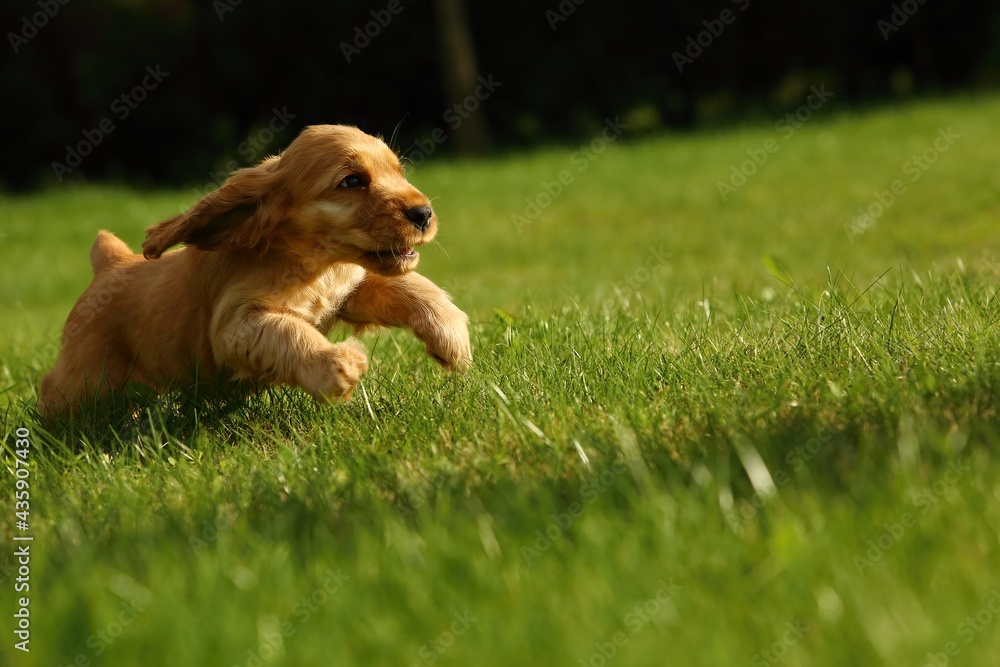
[1,0,999,189]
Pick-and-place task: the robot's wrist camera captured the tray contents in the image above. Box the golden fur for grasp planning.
[39,125,471,418]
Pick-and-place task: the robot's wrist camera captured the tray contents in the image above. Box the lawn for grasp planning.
[2,93,999,666]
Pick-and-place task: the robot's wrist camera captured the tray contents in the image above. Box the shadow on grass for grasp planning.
[13,381,324,456]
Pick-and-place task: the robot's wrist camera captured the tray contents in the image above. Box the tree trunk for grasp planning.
[432,0,490,155]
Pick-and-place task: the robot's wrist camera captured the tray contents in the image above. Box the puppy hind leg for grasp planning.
[37,349,133,420]
[38,368,71,419]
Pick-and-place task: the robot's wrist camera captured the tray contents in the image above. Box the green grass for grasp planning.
[2,93,1000,666]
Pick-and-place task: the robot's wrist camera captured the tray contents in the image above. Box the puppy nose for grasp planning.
[403,205,433,232]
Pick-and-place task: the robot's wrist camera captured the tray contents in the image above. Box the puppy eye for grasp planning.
[337,174,367,189]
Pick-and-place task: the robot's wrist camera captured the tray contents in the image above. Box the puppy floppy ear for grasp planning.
[142,161,285,259]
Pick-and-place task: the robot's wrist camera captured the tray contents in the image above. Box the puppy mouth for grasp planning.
[366,247,418,261]
[357,246,421,275]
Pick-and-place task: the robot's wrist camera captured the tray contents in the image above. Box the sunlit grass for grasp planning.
[1,94,999,666]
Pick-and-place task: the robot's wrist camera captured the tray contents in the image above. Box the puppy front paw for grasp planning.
[420,308,472,374]
[302,339,370,402]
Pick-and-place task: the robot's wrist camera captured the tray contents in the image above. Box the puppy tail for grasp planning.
[90,230,134,275]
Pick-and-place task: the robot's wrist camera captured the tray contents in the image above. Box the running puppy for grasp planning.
[39,125,471,418]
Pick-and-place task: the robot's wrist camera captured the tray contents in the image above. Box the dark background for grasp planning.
[2,0,998,191]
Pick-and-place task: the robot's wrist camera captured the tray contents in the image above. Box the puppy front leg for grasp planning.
[214,309,369,402]
[340,272,471,373]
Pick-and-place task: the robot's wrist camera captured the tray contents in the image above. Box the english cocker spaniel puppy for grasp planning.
[39,124,471,418]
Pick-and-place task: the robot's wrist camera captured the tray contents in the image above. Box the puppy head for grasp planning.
[142,125,437,277]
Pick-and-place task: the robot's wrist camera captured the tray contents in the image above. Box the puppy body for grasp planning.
[39,125,471,418]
